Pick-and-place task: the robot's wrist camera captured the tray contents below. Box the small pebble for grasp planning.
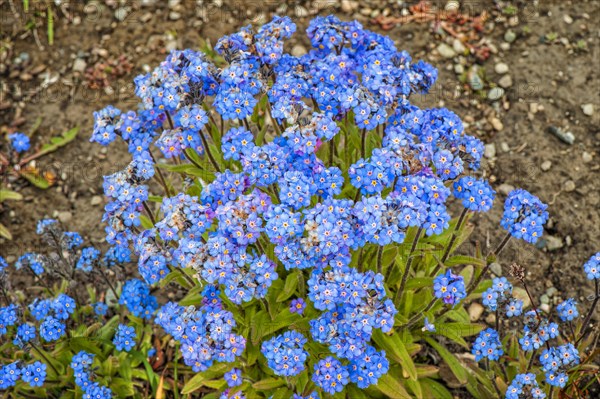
[114,7,129,21]
[454,64,464,74]
[72,58,87,73]
[437,43,456,59]
[468,66,484,90]
[488,87,505,101]
[541,161,552,171]
[291,44,307,57]
[548,126,575,145]
[489,262,503,276]
[498,75,513,88]
[563,14,573,24]
[494,62,509,74]
[540,294,550,304]
[169,11,181,20]
[452,38,466,54]
[91,196,103,206]
[490,117,504,131]
[582,152,593,163]
[58,211,73,224]
[546,287,558,297]
[581,103,594,116]
[500,142,510,153]
[565,236,573,246]
[513,287,531,308]
[484,143,496,159]
[504,30,517,43]
[468,303,484,322]
[563,180,576,192]
[498,183,515,196]
[485,313,496,325]
[540,303,551,313]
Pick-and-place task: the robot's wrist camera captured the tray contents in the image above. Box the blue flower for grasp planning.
[21,361,46,387]
[261,331,308,377]
[556,298,579,322]
[113,324,137,352]
[501,189,548,243]
[8,132,30,153]
[224,368,242,388]
[583,252,600,280]
[433,269,466,307]
[472,328,503,361]
[312,356,349,395]
[39,316,65,342]
[0,362,20,389]
[290,298,306,315]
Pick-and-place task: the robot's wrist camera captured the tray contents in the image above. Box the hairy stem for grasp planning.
[576,279,599,345]
[441,208,469,263]
[376,245,384,274]
[468,232,512,292]
[394,227,423,307]
[399,297,436,331]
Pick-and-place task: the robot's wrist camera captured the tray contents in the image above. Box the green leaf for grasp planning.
[420,378,453,399]
[444,255,485,268]
[0,189,23,202]
[20,169,52,189]
[276,271,299,302]
[372,331,417,381]
[373,372,412,399]
[270,387,293,399]
[425,338,468,384]
[38,126,79,157]
[252,378,286,390]
[0,223,12,240]
[181,363,229,394]
[250,311,299,345]
[139,215,154,229]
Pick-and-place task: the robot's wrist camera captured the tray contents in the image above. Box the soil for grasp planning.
[1,1,598,315]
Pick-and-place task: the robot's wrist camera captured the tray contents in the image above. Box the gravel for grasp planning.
[498,75,513,88]
[484,143,496,159]
[494,62,509,74]
[563,180,576,192]
[582,152,593,163]
[488,87,505,101]
[541,161,552,171]
[437,43,456,59]
[581,103,594,116]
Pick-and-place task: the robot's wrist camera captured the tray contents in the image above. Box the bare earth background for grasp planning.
[1,1,598,317]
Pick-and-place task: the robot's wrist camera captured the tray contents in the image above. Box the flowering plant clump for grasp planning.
[1,15,598,399]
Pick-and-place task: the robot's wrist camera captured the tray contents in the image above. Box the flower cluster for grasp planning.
[118,279,158,319]
[71,351,113,397]
[472,328,503,361]
[583,252,599,280]
[501,189,548,244]
[113,324,137,352]
[506,373,545,399]
[539,344,580,388]
[261,331,308,377]
[482,277,523,318]
[433,269,466,306]
[155,287,245,372]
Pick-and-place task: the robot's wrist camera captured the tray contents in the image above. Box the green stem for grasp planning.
[376,245,384,274]
[576,279,599,345]
[441,208,469,263]
[399,297,436,331]
[467,232,512,292]
[360,128,367,158]
[200,127,221,172]
[394,227,423,307]
[30,342,59,376]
